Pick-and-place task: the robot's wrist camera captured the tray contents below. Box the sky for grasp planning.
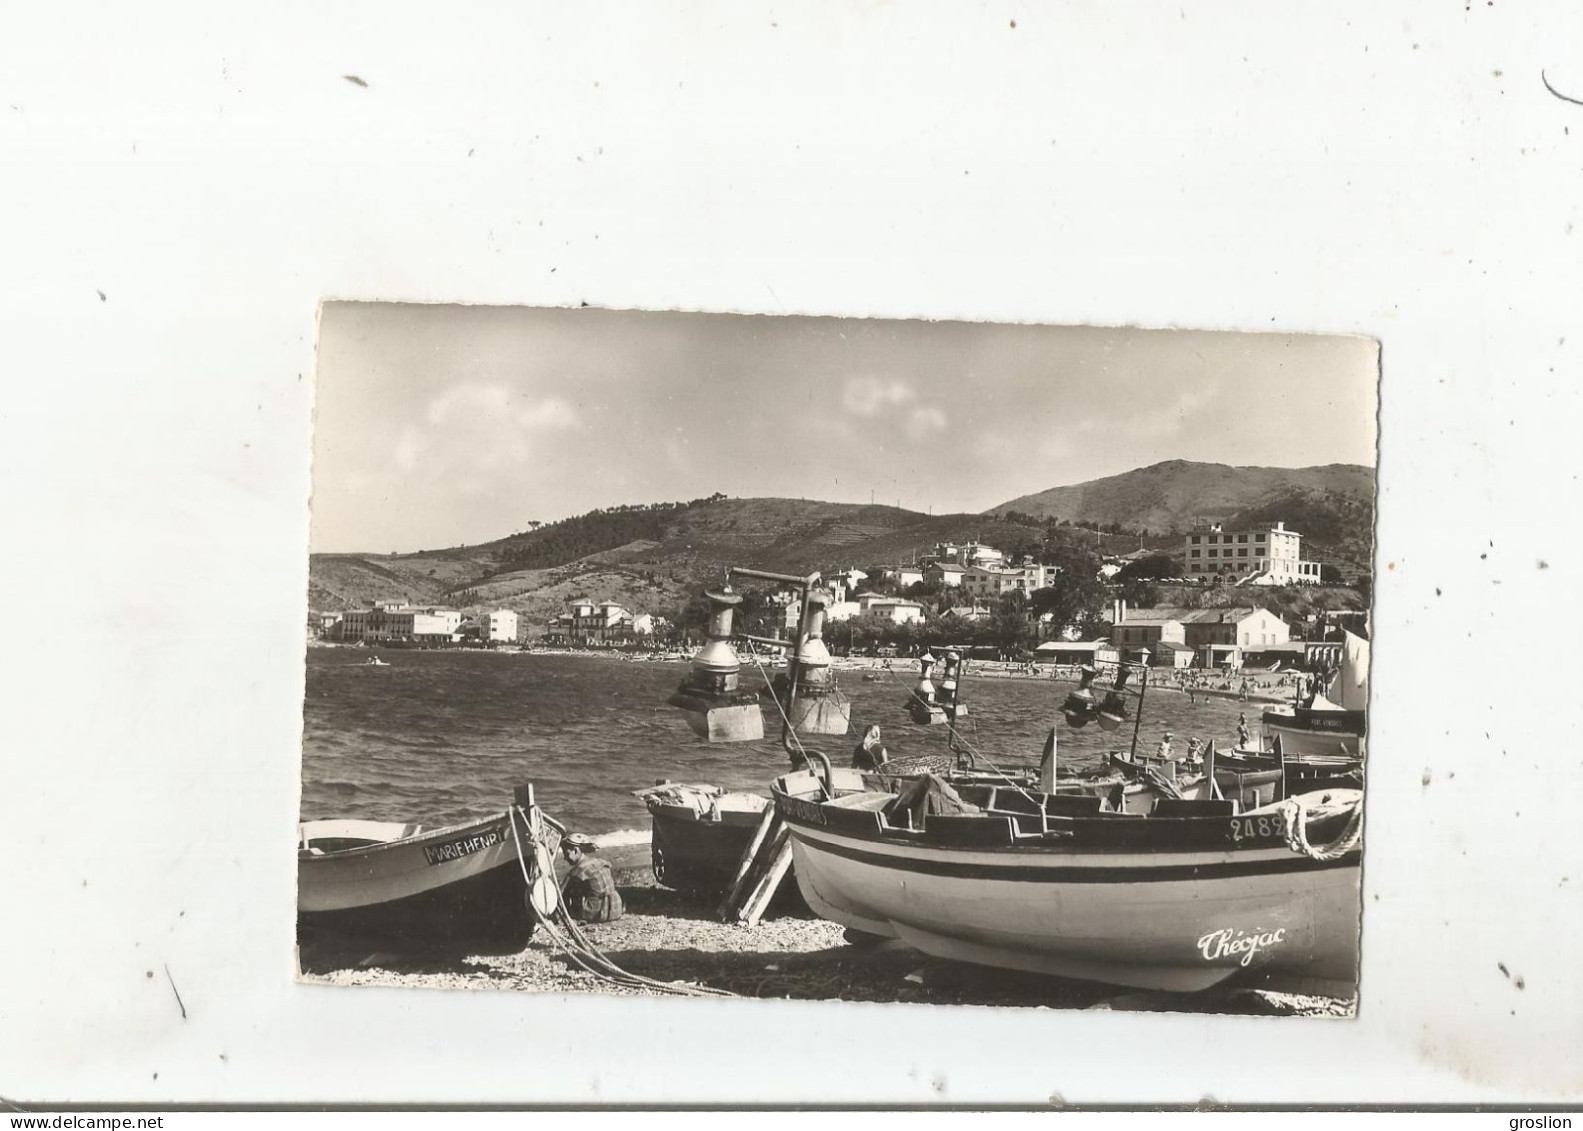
[309,303,1379,553]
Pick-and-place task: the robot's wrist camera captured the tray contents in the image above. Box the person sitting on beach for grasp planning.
[851,724,889,772]
[559,833,624,924]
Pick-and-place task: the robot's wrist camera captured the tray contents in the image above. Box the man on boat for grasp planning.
[1157,732,1174,762]
[559,833,624,924]
[1237,712,1252,748]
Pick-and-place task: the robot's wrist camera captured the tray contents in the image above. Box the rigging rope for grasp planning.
[868,662,1054,814]
[1273,792,1364,861]
[508,804,738,998]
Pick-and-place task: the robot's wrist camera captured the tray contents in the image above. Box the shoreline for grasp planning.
[311,641,1297,703]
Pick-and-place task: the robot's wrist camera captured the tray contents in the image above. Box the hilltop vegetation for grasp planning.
[309,460,1376,637]
[988,460,1375,571]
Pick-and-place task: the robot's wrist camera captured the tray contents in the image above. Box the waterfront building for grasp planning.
[547,599,648,646]
[1033,639,1122,666]
[1110,600,1291,668]
[337,604,464,644]
[1183,521,1322,585]
[481,609,519,643]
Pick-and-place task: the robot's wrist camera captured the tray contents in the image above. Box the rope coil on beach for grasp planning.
[1274,792,1364,862]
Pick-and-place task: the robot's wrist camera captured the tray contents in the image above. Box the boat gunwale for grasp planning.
[771,776,1361,862]
[298,809,514,862]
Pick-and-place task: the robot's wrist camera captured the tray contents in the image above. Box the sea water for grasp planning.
[300,649,1254,834]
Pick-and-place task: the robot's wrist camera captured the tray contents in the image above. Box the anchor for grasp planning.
[667,588,765,742]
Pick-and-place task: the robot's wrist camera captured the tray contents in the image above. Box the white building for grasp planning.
[339,604,464,643]
[925,562,967,587]
[1183,521,1322,585]
[854,594,925,624]
[962,562,1059,601]
[931,540,1004,568]
[879,565,924,588]
[1110,600,1292,667]
[481,609,519,643]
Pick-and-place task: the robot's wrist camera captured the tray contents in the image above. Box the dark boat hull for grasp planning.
[648,803,766,891]
[298,857,534,952]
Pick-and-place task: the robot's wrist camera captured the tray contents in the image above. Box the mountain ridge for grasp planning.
[308,461,1376,622]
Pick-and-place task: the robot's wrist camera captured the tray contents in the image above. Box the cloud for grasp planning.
[394,383,581,476]
[842,376,915,416]
[905,406,948,440]
[425,383,579,432]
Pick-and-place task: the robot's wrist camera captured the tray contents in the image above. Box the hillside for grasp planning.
[309,462,1377,630]
[309,497,1053,623]
[987,460,1375,568]
[988,461,1373,531]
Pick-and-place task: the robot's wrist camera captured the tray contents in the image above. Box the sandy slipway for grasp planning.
[297,864,1353,1017]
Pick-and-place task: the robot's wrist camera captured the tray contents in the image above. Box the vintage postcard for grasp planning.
[299,302,1377,1016]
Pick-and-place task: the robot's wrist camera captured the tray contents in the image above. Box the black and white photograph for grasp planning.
[10,0,1583,1111]
[299,303,1377,1016]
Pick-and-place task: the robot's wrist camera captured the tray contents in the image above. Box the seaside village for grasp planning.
[301,516,1369,1009]
[311,520,1362,680]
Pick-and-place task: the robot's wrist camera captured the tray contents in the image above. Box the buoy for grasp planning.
[666,589,765,742]
[906,651,947,725]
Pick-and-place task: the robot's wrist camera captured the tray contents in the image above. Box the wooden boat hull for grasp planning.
[298,813,534,951]
[1262,707,1365,759]
[775,775,1361,993]
[647,801,769,891]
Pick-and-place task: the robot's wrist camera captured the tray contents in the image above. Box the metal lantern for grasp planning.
[667,588,765,742]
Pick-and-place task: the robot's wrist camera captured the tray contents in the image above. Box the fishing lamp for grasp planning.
[785,591,850,736]
[667,588,765,742]
[1062,664,1101,729]
[1097,666,1133,731]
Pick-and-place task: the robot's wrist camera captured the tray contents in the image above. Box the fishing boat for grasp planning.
[632,781,773,891]
[771,760,1362,993]
[1260,630,1369,759]
[298,785,559,951]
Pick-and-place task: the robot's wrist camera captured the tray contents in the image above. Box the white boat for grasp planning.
[1261,631,1368,758]
[298,800,556,951]
[772,765,1362,993]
